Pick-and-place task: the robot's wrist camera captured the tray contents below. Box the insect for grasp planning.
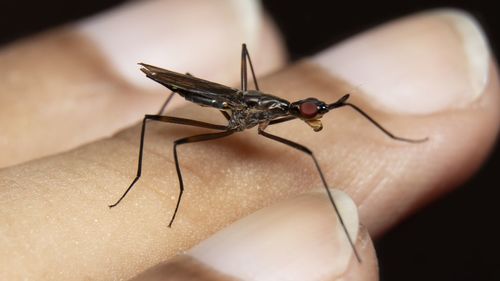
[109,44,426,262]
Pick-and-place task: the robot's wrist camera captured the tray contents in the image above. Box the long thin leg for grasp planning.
[240,43,260,91]
[269,116,297,125]
[157,91,175,115]
[220,110,231,121]
[258,128,362,262]
[109,115,227,209]
[170,129,235,226]
[241,44,248,91]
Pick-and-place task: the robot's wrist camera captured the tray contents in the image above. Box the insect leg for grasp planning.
[157,91,175,115]
[109,115,227,209]
[220,110,231,121]
[240,43,260,91]
[269,116,297,125]
[170,129,235,227]
[258,128,362,262]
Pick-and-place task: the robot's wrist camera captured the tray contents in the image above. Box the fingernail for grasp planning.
[183,189,360,280]
[312,9,490,114]
[76,0,265,88]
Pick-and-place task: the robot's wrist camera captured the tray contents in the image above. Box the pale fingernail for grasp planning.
[312,9,490,114]
[76,0,266,88]
[182,189,360,281]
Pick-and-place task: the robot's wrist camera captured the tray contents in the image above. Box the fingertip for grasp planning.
[184,189,376,280]
[130,189,379,281]
[312,8,491,115]
[77,0,286,88]
[341,225,379,281]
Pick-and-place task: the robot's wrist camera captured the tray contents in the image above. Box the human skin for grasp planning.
[1,3,499,281]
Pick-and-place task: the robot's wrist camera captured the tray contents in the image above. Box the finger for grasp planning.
[0,0,286,168]
[130,190,378,281]
[307,8,500,235]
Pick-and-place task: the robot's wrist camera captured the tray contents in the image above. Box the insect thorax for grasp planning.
[228,91,290,131]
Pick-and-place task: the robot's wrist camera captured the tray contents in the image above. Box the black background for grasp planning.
[1,1,499,280]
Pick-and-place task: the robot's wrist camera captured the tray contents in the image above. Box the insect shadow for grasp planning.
[109,44,427,262]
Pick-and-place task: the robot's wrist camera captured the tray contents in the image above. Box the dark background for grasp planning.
[1,1,499,280]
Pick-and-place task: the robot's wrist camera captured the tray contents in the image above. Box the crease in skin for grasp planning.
[356,151,411,205]
[72,149,128,177]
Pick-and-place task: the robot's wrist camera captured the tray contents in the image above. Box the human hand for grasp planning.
[1,4,498,281]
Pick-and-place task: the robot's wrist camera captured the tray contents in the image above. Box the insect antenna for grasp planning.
[329,94,428,143]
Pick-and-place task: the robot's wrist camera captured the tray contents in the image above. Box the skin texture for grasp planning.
[0,3,499,281]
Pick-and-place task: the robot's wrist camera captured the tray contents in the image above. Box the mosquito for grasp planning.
[109,44,426,262]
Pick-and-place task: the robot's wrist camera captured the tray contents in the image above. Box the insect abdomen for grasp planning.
[180,90,227,109]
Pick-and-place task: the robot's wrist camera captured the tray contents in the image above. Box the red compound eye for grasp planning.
[299,102,318,119]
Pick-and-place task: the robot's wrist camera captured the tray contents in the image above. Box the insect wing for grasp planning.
[139,63,240,100]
